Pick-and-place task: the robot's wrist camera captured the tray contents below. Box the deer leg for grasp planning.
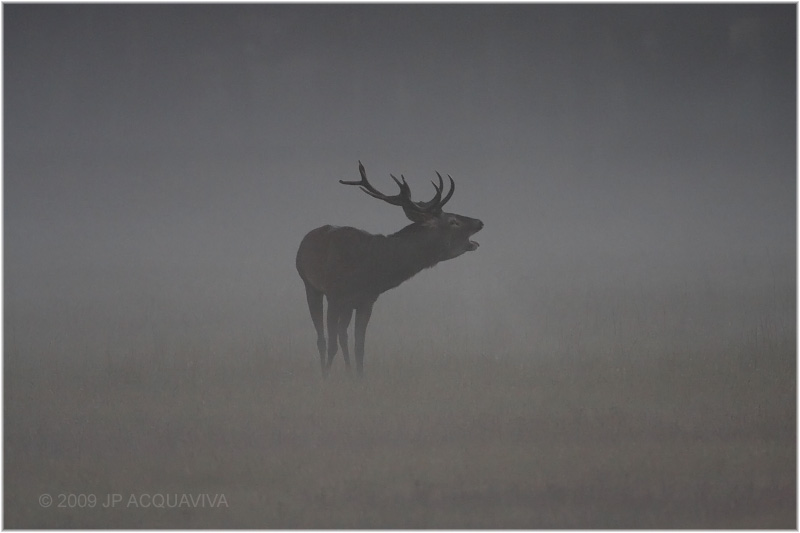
[303,281,326,373]
[325,300,343,375]
[338,308,354,371]
[354,302,374,376]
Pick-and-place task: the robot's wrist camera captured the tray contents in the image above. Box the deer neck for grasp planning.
[371,224,442,293]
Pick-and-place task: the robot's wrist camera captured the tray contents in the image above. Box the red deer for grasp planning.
[296,162,483,376]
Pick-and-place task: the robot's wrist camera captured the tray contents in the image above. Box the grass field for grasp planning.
[4,4,796,527]
[5,325,795,528]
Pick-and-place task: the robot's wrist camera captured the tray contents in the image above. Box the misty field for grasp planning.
[5,3,796,529]
[5,279,795,529]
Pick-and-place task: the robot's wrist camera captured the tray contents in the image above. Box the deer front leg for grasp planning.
[354,302,374,377]
[338,308,354,371]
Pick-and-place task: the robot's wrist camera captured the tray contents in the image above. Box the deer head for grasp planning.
[340,161,483,261]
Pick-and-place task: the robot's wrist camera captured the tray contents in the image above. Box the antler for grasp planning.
[340,162,412,207]
[340,162,455,219]
[414,172,455,212]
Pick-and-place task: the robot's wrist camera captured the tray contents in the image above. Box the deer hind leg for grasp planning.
[338,308,354,371]
[303,281,326,373]
[325,299,344,375]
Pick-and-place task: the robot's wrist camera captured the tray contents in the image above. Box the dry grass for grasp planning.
[4,338,794,528]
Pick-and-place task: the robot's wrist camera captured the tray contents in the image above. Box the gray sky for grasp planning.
[4,4,796,366]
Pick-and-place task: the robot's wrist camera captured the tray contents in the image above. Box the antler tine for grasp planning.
[431,172,444,198]
[415,172,445,212]
[438,174,455,209]
[338,160,367,186]
[389,174,412,198]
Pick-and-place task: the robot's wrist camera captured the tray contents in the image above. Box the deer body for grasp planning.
[296,162,483,376]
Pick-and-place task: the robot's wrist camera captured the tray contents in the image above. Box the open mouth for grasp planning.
[465,221,483,252]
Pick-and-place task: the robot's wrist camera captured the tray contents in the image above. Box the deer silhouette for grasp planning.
[296,162,483,376]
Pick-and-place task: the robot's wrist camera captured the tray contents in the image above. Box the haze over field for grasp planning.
[4,4,796,528]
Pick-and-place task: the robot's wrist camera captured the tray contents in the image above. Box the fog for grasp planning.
[4,5,796,528]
